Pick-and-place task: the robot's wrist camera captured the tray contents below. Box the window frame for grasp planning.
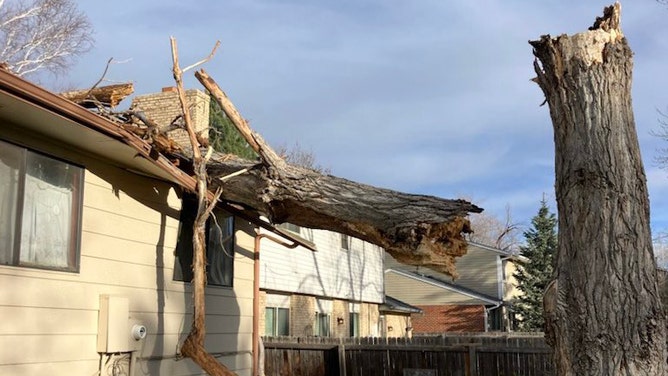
[0,139,83,273]
[265,306,290,336]
[349,312,360,337]
[314,312,331,337]
[341,234,350,250]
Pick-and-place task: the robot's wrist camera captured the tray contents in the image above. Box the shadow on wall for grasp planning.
[88,161,242,375]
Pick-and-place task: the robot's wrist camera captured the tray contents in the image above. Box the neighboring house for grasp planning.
[385,242,522,333]
[259,226,385,338]
[379,296,422,338]
[0,72,301,375]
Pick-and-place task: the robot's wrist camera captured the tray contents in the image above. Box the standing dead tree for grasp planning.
[531,3,667,375]
[169,39,232,376]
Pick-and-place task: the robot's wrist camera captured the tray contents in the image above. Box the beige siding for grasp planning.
[0,148,254,376]
[384,271,490,305]
[386,244,503,299]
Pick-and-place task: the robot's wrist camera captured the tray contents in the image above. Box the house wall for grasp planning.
[290,294,315,337]
[411,305,486,333]
[360,302,380,337]
[261,292,380,338]
[0,130,254,375]
[385,244,503,299]
[260,228,384,304]
[384,271,490,305]
[383,313,414,338]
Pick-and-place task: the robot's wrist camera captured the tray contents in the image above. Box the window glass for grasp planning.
[0,141,21,264]
[265,308,275,336]
[315,313,330,337]
[265,307,290,336]
[349,312,360,337]
[341,234,349,250]
[0,140,82,272]
[278,222,301,234]
[174,194,234,287]
[276,308,290,336]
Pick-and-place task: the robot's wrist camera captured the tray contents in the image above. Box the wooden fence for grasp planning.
[263,334,553,376]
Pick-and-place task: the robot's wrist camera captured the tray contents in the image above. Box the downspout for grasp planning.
[252,230,300,376]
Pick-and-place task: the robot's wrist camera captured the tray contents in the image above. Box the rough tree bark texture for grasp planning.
[195,69,481,278]
[60,82,134,107]
[170,39,234,376]
[531,4,667,375]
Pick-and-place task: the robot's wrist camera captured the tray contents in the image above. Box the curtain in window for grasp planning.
[19,174,72,268]
[19,153,78,268]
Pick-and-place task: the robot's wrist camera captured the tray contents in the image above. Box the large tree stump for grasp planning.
[531,3,667,375]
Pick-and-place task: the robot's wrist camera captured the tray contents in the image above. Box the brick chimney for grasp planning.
[131,87,210,148]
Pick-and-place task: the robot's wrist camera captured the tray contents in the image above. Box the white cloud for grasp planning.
[45,0,668,231]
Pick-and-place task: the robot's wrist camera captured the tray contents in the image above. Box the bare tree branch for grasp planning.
[0,0,93,77]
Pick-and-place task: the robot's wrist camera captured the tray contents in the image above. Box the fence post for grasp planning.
[468,345,478,376]
[338,340,347,376]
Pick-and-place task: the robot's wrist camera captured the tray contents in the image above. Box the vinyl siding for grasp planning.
[0,144,253,375]
[385,244,503,299]
[259,228,384,304]
[384,271,491,305]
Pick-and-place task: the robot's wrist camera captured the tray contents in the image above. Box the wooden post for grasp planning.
[467,345,478,376]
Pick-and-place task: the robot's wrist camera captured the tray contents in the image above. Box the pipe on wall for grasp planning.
[252,230,300,376]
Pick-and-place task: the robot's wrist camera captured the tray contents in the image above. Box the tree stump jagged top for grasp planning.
[530,3,667,375]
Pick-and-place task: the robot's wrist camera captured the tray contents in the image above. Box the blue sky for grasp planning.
[43,1,668,234]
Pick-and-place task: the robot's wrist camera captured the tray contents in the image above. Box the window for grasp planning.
[314,313,330,337]
[0,140,83,272]
[265,307,290,336]
[340,234,349,250]
[174,193,234,287]
[349,312,360,337]
[278,222,301,234]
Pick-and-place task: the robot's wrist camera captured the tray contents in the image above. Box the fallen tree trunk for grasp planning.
[60,82,134,107]
[203,153,479,277]
[531,3,667,375]
[192,70,481,277]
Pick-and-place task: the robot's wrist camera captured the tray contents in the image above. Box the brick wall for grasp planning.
[290,294,315,336]
[131,87,210,148]
[331,299,348,338]
[384,313,413,338]
[360,302,380,337]
[411,305,486,333]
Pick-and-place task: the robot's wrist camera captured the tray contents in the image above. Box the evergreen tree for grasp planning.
[513,199,557,331]
[208,95,257,159]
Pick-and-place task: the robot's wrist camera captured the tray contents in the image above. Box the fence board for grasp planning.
[263,334,554,376]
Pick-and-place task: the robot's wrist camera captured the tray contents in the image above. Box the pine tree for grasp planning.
[208,95,257,159]
[513,199,557,331]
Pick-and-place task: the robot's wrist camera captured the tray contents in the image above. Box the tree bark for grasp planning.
[60,82,134,108]
[531,3,667,375]
[170,38,235,376]
[195,69,481,278]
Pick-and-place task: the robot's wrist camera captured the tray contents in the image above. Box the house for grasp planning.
[378,296,422,338]
[258,225,386,338]
[385,242,522,333]
[0,71,306,375]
